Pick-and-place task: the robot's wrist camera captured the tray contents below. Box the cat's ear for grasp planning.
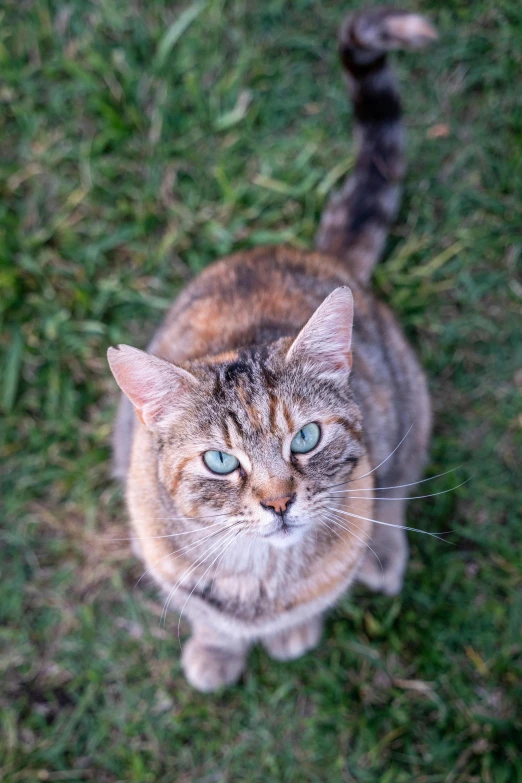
[286,287,354,379]
[107,345,197,429]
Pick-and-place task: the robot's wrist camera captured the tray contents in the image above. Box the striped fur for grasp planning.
[109,8,436,692]
[316,8,437,284]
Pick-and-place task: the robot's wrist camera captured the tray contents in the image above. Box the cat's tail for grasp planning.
[316,8,437,285]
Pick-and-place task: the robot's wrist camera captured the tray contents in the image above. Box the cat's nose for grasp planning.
[260,493,295,515]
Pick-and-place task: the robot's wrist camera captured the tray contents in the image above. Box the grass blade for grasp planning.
[3,328,23,413]
[154,1,207,68]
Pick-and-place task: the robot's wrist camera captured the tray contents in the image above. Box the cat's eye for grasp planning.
[203,450,239,475]
[290,422,321,454]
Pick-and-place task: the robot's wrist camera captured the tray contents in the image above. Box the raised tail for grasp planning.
[316,8,437,285]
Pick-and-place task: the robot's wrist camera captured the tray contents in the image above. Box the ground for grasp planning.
[1,1,521,781]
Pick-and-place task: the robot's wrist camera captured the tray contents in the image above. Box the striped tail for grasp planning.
[316,8,437,285]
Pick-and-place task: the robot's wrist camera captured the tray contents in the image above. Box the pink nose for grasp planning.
[260,494,295,515]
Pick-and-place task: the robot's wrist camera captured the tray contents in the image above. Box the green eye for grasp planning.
[290,422,321,454]
[203,450,239,475]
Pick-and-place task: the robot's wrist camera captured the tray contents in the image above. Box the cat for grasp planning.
[108,7,436,692]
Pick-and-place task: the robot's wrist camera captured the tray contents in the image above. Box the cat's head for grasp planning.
[108,287,365,549]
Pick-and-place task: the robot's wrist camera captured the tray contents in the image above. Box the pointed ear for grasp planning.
[107,345,197,429]
[285,287,354,378]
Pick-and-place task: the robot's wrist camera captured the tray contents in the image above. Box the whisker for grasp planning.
[209,528,254,599]
[317,517,340,544]
[326,506,452,541]
[177,531,241,648]
[321,508,371,541]
[135,522,239,590]
[209,529,252,600]
[327,467,465,494]
[319,513,383,573]
[355,422,415,481]
[160,539,226,626]
[167,528,239,629]
[107,518,229,542]
[325,478,471,503]
[160,526,241,625]
[326,422,415,492]
[151,512,229,521]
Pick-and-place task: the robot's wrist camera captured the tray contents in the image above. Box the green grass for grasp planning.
[1,0,521,780]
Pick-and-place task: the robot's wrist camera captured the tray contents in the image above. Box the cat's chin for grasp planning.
[262,523,306,549]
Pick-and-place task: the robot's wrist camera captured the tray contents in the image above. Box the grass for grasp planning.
[1,0,521,780]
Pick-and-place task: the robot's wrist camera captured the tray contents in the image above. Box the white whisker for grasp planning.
[354,422,415,481]
[151,512,228,521]
[319,513,383,573]
[160,527,240,625]
[326,506,452,541]
[326,423,415,492]
[177,531,240,648]
[327,467,465,494]
[325,478,470,503]
[321,509,370,541]
[109,518,229,542]
[134,521,239,589]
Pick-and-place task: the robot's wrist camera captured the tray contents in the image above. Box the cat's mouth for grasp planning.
[262,519,306,545]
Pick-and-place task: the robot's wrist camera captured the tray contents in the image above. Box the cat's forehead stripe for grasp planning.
[208,356,292,438]
[281,401,295,432]
[268,393,277,432]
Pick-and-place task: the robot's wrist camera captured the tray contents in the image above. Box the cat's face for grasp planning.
[153,349,363,548]
[109,287,364,548]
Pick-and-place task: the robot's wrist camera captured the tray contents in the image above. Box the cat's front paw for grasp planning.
[262,617,323,661]
[181,637,246,692]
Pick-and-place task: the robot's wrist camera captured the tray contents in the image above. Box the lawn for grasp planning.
[1,0,521,781]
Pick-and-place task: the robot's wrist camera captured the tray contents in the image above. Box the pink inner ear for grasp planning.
[286,287,354,375]
[107,345,196,427]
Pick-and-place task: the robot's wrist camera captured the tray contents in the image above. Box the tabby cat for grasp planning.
[108,7,436,691]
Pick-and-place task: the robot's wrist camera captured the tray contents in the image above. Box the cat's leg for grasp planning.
[261,615,323,661]
[181,625,250,692]
[356,494,409,597]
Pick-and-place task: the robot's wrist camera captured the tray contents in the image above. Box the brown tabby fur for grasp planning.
[108,8,436,691]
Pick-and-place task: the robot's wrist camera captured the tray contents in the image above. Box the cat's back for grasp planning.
[113,246,429,485]
[147,245,429,485]
[150,246,361,363]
